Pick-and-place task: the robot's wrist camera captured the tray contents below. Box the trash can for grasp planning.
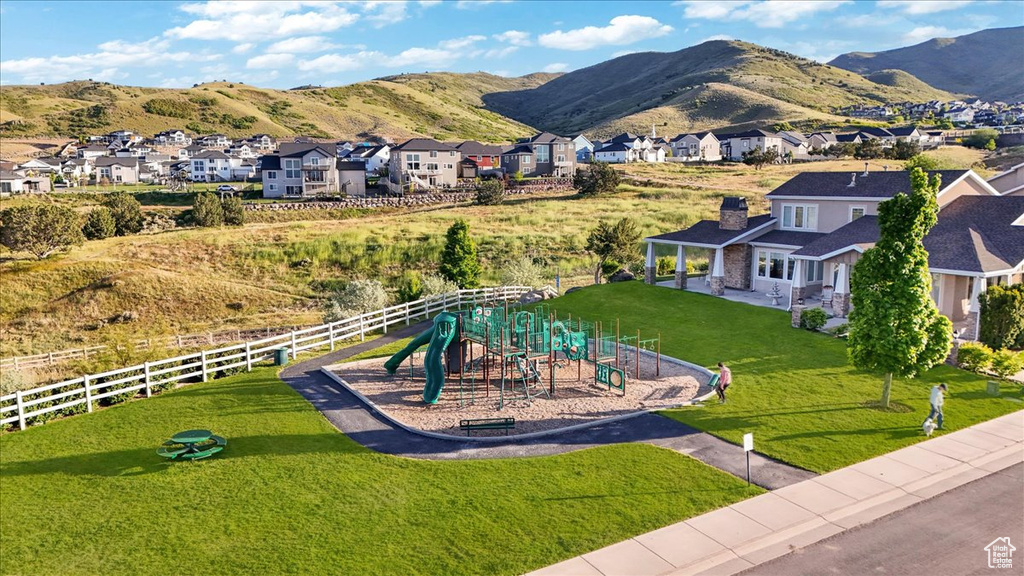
[275,348,290,366]
[987,381,1000,396]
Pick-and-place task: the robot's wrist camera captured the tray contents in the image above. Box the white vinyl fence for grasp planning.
[0,286,531,432]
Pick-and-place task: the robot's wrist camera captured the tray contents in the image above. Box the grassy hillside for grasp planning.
[830,26,1024,102]
[0,73,552,142]
[482,40,956,138]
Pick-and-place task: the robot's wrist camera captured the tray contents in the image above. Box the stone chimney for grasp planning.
[720,197,748,230]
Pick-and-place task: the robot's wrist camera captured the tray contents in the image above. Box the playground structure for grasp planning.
[384,303,662,410]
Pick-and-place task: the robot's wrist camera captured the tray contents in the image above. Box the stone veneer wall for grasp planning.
[723,244,752,290]
[720,209,748,231]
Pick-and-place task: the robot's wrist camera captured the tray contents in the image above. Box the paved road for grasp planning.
[741,463,1024,576]
[279,322,816,489]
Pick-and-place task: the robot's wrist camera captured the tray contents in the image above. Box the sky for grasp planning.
[0,0,1021,89]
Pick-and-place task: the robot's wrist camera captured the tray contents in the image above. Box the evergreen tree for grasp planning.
[0,205,85,259]
[848,168,953,407]
[222,195,245,226]
[573,162,619,196]
[103,191,144,236]
[192,192,224,227]
[82,207,116,240]
[439,219,482,288]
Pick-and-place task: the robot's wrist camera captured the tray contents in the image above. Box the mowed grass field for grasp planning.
[0,364,761,576]
[0,149,990,358]
[547,283,1023,473]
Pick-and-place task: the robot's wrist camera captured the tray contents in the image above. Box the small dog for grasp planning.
[922,418,938,437]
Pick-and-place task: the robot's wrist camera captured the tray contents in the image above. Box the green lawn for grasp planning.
[0,366,761,576]
[548,282,1023,473]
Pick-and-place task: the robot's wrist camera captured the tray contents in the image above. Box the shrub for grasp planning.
[990,349,1024,380]
[499,256,546,287]
[439,219,482,289]
[573,161,619,196]
[800,307,828,331]
[475,179,505,205]
[142,98,194,118]
[82,207,116,240]
[222,195,245,226]
[964,128,999,149]
[827,322,849,337]
[978,284,1024,350]
[656,256,674,276]
[420,272,459,297]
[904,154,941,172]
[957,341,993,373]
[323,279,389,322]
[396,272,422,303]
[192,192,224,227]
[0,205,85,259]
[103,192,144,235]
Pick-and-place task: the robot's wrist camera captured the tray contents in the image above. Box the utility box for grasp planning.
[275,348,290,366]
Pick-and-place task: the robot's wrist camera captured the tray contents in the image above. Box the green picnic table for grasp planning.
[158,429,227,460]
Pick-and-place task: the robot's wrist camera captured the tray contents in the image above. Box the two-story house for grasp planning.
[190,150,234,182]
[246,134,277,151]
[642,169,1021,340]
[388,139,460,191]
[669,132,722,162]
[198,134,231,148]
[778,131,810,160]
[715,130,783,161]
[806,132,838,151]
[502,132,576,177]
[94,157,141,184]
[345,144,391,175]
[260,143,346,198]
[78,144,110,160]
[572,135,594,163]
[154,130,191,146]
[594,133,666,163]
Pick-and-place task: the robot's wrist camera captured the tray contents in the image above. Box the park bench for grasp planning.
[459,417,515,436]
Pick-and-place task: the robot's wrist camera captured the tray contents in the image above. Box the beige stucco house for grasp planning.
[644,169,1024,340]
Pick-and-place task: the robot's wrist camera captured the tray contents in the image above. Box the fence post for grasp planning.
[84,375,93,413]
[48,352,54,365]
[201,351,209,382]
[144,362,152,398]
[13,356,18,370]
[405,303,411,326]
[382,309,388,334]
[290,332,297,360]
[442,292,448,310]
[245,342,252,371]
[15,390,25,431]
[329,323,336,351]
[359,315,366,342]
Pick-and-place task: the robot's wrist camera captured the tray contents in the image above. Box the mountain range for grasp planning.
[829,26,1024,103]
[0,27,1014,143]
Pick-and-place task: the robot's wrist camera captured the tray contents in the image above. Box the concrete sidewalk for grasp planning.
[527,410,1024,576]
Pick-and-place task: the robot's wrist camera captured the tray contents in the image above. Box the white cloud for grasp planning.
[700,34,734,42]
[538,15,674,51]
[232,42,256,54]
[246,53,295,69]
[361,1,411,27]
[877,0,973,15]
[484,46,519,58]
[419,0,442,6]
[455,0,512,8]
[384,47,459,68]
[297,51,382,74]
[542,62,569,73]
[902,25,966,43]
[494,30,532,46]
[0,37,220,84]
[266,36,341,54]
[489,69,512,77]
[679,1,848,28]
[438,35,487,50]
[167,3,359,41]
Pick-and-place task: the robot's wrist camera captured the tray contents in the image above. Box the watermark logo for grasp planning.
[985,537,1016,569]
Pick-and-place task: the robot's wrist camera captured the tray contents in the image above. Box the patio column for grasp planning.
[790,259,806,308]
[674,245,687,289]
[832,262,850,317]
[644,242,656,285]
[964,275,985,340]
[710,247,725,296]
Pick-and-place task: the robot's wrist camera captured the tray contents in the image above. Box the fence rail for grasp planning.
[0,286,532,432]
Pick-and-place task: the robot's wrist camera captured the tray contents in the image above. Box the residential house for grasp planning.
[260,143,352,198]
[61,158,94,184]
[857,127,897,146]
[922,131,946,148]
[57,142,78,158]
[0,170,51,194]
[944,107,975,123]
[888,126,923,143]
[572,135,594,163]
[198,134,230,148]
[988,162,1024,196]
[806,132,838,152]
[336,141,355,156]
[592,142,632,164]
[455,141,501,172]
[227,143,257,159]
[246,134,277,151]
[346,144,392,175]
[669,132,722,162]
[388,139,460,191]
[715,130,783,161]
[18,157,62,174]
[78,144,110,160]
[106,130,136,143]
[593,133,665,163]
[154,130,191,146]
[94,157,141,184]
[835,133,863,145]
[178,144,205,159]
[337,161,367,196]
[502,132,576,176]
[778,131,810,160]
[190,150,254,182]
[642,169,1017,340]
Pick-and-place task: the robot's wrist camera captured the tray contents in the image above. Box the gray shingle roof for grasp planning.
[926,195,1024,273]
[792,216,880,257]
[766,170,970,199]
[748,230,826,248]
[456,141,503,156]
[646,214,775,247]
[392,138,458,152]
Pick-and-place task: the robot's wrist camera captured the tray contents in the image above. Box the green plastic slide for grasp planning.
[383,312,459,404]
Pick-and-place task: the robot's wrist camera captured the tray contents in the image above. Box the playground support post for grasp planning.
[577,318,582,382]
[636,328,641,380]
[548,312,555,396]
[657,333,661,377]
[616,319,620,370]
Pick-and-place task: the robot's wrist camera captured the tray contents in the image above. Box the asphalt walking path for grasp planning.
[528,409,1024,576]
[278,321,815,490]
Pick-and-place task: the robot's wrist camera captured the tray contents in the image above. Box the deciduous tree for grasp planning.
[103,191,144,236]
[848,168,953,407]
[0,205,84,259]
[573,161,619,196]
[585,217,641,284]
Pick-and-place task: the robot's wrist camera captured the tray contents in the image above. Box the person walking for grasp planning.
[715,362,732,403]
[924,383,947,430]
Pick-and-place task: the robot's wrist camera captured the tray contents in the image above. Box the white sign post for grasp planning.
[743,433,754,486]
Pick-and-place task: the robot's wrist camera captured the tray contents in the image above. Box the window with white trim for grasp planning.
[429,150,437,158]
[406,153,420,171]
[536,146,549,163]
[805,260,824,282]
[284,159,300,179]
[850,206,866,222]
[522,155,531,165]
[756,249,790,280]
[425,163,439,172]
[266,171,277,179]
[268,183,277,191]
[781,204,818,231]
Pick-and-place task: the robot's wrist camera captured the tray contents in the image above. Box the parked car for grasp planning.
[216,185,237,192]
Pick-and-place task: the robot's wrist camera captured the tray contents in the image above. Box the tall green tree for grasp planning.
[82,207,116,240]
[585,217,641,284]
[103,191,143,236]
[439,219,482,289]
[848,168,953,407]
[0,205,85,259]
[192,192,224,227]
[573,161,619,197]
[221,195,245,226]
